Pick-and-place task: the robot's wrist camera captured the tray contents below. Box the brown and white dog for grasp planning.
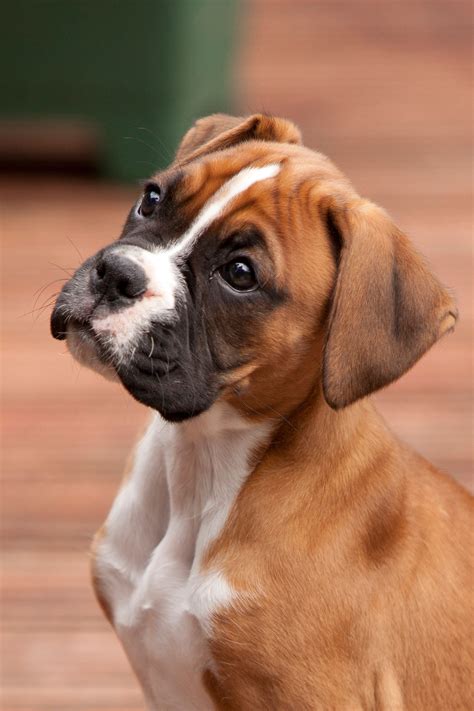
[51,114,473,710]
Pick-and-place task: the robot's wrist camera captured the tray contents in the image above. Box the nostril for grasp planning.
[116,277,129,295]
[96,261,106,280]
[92,252,147,302]
[116,276,144,299]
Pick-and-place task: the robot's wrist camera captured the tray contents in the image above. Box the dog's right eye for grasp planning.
[138,186,161,217]
[219,258,258,292]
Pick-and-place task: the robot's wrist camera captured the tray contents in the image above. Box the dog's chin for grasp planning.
[66,322,119,382]
[116,359,217,423]
[64,322,219,421]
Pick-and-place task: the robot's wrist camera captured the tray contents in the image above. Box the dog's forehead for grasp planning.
[136,158,277,263]
[152,143,346,240]
[159,154,279,223]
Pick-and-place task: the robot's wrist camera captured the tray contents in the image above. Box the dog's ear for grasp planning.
[322,198,457,409]
[174,113,302,163]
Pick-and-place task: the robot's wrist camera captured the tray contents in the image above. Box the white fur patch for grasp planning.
[90,164,280,357]
[168,162,281,261]
[93,402,271,709]
[90,246,181,359]
[186,570,235,637]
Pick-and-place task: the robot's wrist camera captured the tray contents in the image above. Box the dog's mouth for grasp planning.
[50,294,219,421]
[50,298,74,342]
[52,307,120,382]
[69,320,120,381]
[49,245,221,421]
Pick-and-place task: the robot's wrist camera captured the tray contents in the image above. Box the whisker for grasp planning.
[123,135,163,159]
[20,292,61,319]
[66,235,83,262]
[32,278,66,306]
[48,261,75,277]
[34,298,60,322]
[148,335,155,359]
[137,126,173,163]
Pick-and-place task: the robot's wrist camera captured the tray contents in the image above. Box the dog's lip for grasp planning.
[65,317,119,382]
[50,303,90,341]
[50,303,69,341]
[50,287,97,341]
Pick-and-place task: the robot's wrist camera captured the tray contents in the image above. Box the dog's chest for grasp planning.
[93,406,267,710]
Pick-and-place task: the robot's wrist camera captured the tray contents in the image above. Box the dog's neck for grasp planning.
[281,389,392,465]
[229,374,391,459]
[249,389,404,526]
[161,402,272,512]
[171,390,397,504]
[225,388,400,514]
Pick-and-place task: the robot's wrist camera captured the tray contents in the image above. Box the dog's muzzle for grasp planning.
[49,244,216,421]
[50,250,148,341]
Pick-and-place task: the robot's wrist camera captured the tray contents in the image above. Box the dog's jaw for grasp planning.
[66,321,119,382]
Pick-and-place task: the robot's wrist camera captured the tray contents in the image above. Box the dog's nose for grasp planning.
[92,252,147,302]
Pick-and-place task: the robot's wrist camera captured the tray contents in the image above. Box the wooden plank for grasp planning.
[2,1,472,707]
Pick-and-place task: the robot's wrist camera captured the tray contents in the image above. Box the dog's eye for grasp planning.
[138,186,161,217]
[219,258,258,292]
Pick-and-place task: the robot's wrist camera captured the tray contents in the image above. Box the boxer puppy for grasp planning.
[51,114,473,710]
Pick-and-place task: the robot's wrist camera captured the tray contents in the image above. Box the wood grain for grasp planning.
[2,1,472,707]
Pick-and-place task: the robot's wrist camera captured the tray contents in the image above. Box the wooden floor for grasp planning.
[2,1,472,708]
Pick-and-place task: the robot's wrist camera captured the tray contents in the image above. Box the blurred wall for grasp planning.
[1,0,238,181]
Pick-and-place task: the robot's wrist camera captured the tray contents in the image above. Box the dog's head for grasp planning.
[51,113,457,422]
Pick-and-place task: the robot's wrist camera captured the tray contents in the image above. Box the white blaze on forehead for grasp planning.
[168,162,281,261]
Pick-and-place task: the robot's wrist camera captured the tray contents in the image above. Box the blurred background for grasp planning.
[1,0,472,708]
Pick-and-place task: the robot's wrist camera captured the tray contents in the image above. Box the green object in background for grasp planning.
[1,0,239,182]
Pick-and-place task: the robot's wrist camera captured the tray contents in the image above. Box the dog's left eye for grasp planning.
[219,258,258,292]
[138,186,161,217]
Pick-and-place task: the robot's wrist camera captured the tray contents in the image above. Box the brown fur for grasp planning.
[93,114,473,709]
[203,402,473,710]
[175,113,302,164]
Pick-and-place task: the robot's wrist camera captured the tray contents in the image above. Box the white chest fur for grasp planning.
[93,403,269,710]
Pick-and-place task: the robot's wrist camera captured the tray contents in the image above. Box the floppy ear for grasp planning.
[174,113,302,163]
[322,199,457,409]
